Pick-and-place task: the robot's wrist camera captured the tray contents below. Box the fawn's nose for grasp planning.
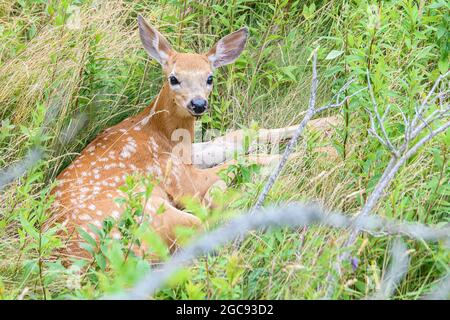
[189,98,208,115]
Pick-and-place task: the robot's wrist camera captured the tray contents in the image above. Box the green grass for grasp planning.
[0,0,449,299]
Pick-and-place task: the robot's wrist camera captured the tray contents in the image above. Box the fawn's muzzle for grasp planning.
[188,98,208,116]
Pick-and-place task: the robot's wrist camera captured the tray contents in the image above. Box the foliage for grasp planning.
[0,0,448,299]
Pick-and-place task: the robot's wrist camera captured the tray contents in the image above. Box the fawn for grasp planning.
[47,16,330,260]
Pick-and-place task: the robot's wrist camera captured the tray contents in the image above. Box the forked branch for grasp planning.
[105,202,449,300]
[326,70,450,297]
[251,50,365,212]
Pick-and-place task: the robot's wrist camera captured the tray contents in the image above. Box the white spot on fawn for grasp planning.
[120,140,137,159]
[141,115,151,126]
[93,220,102,227]
[149,137,159,153]
[79,214,91,221]
[105,163,117,170]
[112,232,121,240]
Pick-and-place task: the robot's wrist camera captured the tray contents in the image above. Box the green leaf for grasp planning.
[325,50,344,60]
[77,227,97,248]
[438,56,449,74]
[106,241,124,270]
[185,281,205,300]
[79,242,95,255]
[156,203,166,215]
[141,229,169,260]
[95,253,107,271]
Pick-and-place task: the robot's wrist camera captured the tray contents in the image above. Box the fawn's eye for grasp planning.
[206,75,213,85]
[169,76,180,86]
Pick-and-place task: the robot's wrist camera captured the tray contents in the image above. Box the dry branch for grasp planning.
[370,238,410,300]
[251,49,318,211]
[251,50,365,212]
[105,202,449,300]
[0,112,87,192]
[422,275,450,300]
[326,70,450,297]
[0,148,43,191]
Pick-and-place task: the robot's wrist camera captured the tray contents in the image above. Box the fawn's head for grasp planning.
[138,15,248,117]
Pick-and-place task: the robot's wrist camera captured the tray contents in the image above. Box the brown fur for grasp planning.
[46,18,251,260]
[46,17,337,262]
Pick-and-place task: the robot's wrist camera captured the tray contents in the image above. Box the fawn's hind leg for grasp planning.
[192,125,298,168]
[51,188,202,261]
[142,196,203,253]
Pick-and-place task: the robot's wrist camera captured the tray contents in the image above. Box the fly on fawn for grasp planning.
[47,16,336,260]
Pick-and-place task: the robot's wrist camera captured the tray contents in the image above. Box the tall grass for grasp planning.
[0,0,448,299]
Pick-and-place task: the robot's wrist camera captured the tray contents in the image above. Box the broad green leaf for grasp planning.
[325,50,344,60]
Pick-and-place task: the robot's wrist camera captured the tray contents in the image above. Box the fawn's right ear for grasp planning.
[138,15,174,66]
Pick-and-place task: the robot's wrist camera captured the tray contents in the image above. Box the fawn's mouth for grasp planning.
[187,107,207,118]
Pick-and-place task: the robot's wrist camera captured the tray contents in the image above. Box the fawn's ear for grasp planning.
[138,15,174,65]
[206,27,249,68]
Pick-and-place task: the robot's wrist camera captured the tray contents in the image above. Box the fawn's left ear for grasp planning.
[206,27,249,68]
[138,15,174,66]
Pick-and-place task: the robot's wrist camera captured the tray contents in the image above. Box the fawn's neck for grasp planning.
[142,83,195,143]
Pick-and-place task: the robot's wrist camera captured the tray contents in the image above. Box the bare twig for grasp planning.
[251,51,365,212]
[366,71,399,157]
[422,275,450,300]
[326,71,450,297]
[0,110,87,192]
[315,87,366,114]
[104,202,449,300]
[370,238,410,300]
[0,148,43,192]
[251,49,319,212]
[409,105,450,143]
[59,113,88,145]
[411,70,450,130]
